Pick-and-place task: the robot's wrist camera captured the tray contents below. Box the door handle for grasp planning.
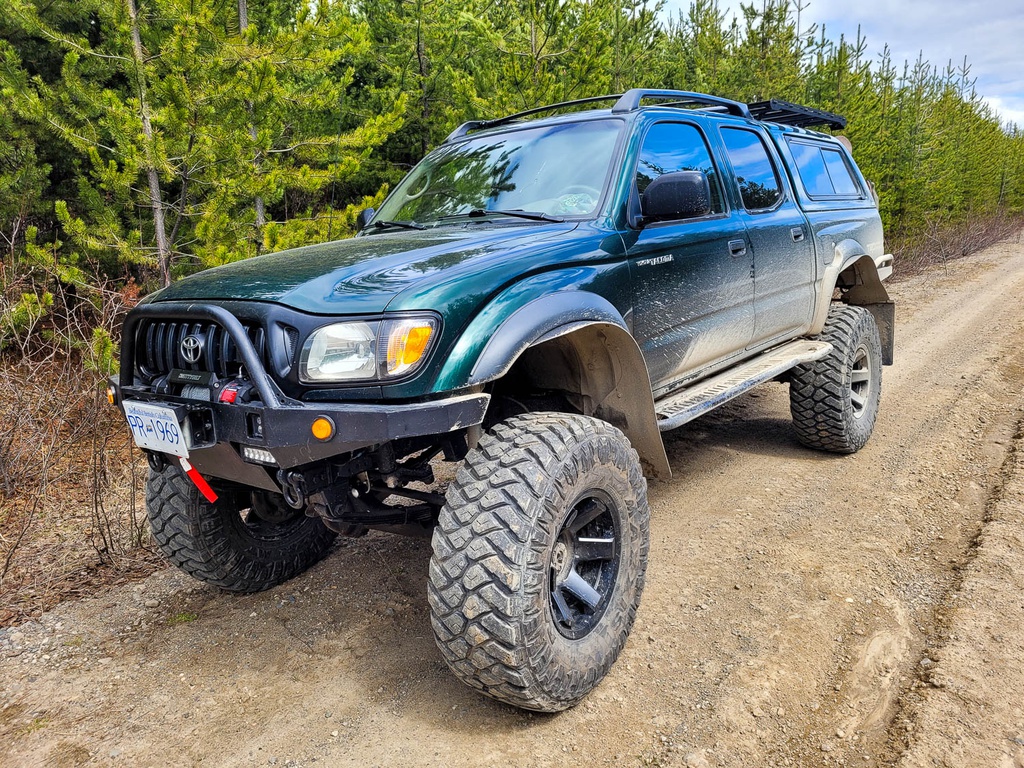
[791,227,805,242]
[728,239,747,257]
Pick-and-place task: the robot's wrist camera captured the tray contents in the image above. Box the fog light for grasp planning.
[311,416,335,441]
[241,446,277,465]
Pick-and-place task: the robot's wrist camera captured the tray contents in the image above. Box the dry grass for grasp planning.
[890,212,1023,279]
[0,265,159,626]
[0,359,162,626]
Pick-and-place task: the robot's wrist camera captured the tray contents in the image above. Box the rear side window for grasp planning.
[788,139,862,197]
[720,128,782,210]
[822,149,860,195]
[636,122,725,214]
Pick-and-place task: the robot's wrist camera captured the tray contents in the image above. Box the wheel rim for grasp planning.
[850,343,873,419]
[549,491,621,640]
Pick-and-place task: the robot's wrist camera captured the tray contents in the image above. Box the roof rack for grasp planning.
[443,91,844,144]
[443,88,755,143]
[747,99,846,130]
[611,89,752,118]
[444,94,621,143]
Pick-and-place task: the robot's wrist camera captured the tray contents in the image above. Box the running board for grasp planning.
[655,340,833,432]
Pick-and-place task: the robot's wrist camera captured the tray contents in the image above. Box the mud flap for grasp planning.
[861,301,895,365]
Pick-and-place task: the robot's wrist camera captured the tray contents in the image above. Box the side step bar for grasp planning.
[655,340,833,432]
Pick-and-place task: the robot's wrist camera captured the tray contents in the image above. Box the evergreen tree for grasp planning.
[3,0,401,287]
[725,0,809,101]
[654,0,733,94]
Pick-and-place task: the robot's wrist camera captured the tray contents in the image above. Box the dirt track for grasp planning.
[3,238,1024,767]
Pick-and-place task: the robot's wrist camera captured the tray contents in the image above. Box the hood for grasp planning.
[151,223,581,315]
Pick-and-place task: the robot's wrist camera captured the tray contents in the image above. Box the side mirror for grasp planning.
[640,171,711,224]
[355,207,376,231]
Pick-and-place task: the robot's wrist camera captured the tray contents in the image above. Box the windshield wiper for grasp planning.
[467,209,565,223]
[372,219,426,231]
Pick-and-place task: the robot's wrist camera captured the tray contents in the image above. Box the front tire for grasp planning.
[428,413,650,712]
[146,463,336,592]
[790,305,882,453]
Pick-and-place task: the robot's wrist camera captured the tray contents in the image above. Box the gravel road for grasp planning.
[3,238,1023,768]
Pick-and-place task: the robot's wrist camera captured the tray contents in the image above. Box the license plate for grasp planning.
[124,401,189,458]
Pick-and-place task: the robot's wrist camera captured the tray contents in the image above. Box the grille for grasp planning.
[283,326,299,362]
[136,319,267,381]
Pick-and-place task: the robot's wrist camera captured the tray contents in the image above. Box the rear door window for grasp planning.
[720,128,783,210]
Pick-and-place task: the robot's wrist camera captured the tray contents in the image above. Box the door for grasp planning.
[718,126,817,346]
[627,121,755,393]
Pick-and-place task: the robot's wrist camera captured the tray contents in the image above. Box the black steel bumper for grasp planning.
[115,302,488,489]
[114,385,489,489]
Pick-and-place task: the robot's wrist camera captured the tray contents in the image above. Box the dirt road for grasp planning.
[3,238,1024,768]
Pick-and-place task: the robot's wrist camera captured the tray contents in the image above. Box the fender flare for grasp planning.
[435,291,672,478]
[520,320,671,479]
[465,291,629,385]
[811,247,895,365]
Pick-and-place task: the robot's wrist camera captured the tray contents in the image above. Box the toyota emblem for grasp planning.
[180,335,204,365]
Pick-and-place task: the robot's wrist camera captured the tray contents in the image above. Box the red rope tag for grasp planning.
[179,457,219,503]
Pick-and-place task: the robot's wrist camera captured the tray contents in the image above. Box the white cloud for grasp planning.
[659,0,1024,125]
[982,96,1024,130]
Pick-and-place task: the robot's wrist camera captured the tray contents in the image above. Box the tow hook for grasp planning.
[279,470,307,510]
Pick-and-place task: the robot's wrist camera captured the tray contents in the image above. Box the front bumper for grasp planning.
[114,385,489,489]
[115,302,488,489]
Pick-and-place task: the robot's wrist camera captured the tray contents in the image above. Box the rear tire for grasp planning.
[428,413,650,712]
[146,463,336,592]
[790,305,882,453]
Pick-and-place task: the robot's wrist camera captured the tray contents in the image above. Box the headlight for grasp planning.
[299,317,438,383]
[300,321,377,382]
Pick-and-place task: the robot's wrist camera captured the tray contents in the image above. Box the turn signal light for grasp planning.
[386,320,435,376]
[106,384,117,405]
[311,416,335,441]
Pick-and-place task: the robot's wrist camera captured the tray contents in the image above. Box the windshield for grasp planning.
[373,119,622,225]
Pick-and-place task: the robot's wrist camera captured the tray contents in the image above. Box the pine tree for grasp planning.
[3,0,402,287]
[726,0,809,102]
[655,0,733,94]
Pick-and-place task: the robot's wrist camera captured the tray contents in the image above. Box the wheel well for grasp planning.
[837,255,890,304]
[485,322,671,479]
[835,256,895,365]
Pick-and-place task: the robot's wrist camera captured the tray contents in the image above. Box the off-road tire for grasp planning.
[428,413,650,712]
[146,463,336,592]
[790,305,882,453]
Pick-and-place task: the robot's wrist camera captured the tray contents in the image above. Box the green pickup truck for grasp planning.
[111,89,894,712]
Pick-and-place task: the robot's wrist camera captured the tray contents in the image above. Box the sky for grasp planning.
[661,0,1024,128]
